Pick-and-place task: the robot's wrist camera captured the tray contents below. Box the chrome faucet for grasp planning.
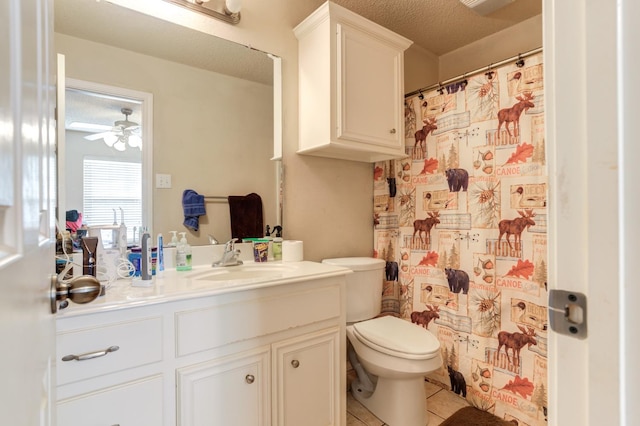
[212,238,243,267]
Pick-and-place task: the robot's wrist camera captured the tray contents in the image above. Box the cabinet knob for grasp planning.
[389,128,396,134]
[245,374,255,384]
[291,359,300,368]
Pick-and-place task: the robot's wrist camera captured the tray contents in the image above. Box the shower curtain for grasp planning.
[373,52,547,425]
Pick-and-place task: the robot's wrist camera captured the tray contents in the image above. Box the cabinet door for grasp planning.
[177,347,271,426]
[272,327,340,426]
[337,22,404,150]
[57,375,163,426]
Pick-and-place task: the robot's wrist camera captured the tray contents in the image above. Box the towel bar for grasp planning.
[203,196,228,203]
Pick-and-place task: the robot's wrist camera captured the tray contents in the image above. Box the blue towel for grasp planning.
[182,189,206,231]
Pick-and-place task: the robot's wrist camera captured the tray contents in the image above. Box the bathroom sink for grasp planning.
[187,263,296,283]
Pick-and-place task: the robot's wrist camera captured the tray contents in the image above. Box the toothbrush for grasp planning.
[118,207,128,255]
[112,208,118,247]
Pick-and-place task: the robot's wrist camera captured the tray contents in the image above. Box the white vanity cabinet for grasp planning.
[174,277,343,425]
[295,2,412,162]
[55,268,347,426]
[177,327,340,426]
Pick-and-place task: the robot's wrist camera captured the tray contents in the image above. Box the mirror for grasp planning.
[54,0,281,246]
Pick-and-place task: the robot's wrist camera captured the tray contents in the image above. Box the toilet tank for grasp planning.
[322,257,386,323]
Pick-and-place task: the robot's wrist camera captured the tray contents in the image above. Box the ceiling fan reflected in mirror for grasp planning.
[84,107,142,152]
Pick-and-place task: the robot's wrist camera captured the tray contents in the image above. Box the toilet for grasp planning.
[322,257,442,426]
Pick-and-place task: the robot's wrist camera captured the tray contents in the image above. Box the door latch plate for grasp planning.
[548,289,587,339]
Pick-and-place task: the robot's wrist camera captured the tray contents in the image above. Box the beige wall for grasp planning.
[438,15,543,81]
[404,44,439,95]
[56,33,276,246]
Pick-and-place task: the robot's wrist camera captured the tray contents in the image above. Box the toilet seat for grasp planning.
[352,316,440,360]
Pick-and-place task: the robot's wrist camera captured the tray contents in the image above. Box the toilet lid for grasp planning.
[353,316,440,360]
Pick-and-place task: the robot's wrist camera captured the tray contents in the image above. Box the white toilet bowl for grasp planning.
[347,315,442,426]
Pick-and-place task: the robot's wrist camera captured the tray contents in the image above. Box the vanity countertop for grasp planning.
[57,259,351,318]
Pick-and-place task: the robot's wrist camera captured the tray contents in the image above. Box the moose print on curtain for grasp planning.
[373,52,547,425]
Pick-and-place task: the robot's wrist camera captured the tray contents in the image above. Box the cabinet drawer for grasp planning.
[57,316,163,385]
[58,375,163,426]
[176,284,340,357]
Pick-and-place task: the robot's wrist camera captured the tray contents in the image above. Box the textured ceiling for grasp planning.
[55,0,541,130]
[286,0,541,56]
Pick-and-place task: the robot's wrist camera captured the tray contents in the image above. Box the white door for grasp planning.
[545,0,639,425]
[0,0,56,425]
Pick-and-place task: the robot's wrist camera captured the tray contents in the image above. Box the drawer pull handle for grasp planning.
[291,359,300,368]
[245,374,255,384]
[389,128,396,134]
[62,345,120,362]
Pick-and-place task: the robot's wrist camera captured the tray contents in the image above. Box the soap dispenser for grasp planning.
[183,234,192,270]
[176,232,192,271]
[175,234,186,270]
[169,231,179,247]
[272,226,283,261]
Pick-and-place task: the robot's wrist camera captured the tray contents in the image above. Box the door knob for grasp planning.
[50,274,101,314]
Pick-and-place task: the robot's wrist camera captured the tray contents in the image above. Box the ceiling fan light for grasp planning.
[103,134,118,147]
[128,134,142,148]
[113,140,126,151]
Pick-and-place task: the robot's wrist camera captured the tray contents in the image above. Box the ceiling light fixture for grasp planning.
[84,108,142,152]
[162,0,242,24]
[459,0,515,16]
[104,133,142,152]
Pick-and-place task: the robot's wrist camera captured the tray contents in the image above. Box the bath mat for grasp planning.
[439,406,515,426]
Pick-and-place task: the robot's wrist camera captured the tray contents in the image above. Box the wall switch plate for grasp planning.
[156,173,172,189]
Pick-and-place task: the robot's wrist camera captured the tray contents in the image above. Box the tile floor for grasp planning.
[346,371,470,426]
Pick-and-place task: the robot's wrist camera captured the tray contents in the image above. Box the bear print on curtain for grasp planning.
[373,52,547,425]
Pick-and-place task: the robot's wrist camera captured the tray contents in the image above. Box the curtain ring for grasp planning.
[485,64,495,80]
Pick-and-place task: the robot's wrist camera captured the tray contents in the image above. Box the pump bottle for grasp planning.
[169,231,179,247]
[176,232,192,271]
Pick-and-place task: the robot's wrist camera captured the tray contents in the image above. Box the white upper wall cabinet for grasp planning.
[294,1,412,163]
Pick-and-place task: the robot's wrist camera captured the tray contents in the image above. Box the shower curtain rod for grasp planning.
[405,46,543,99]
